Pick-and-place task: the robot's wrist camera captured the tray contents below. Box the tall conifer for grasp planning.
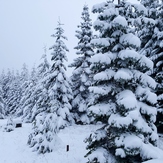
[28,21,73,153]
[86,1,158,162]
[69,5,94,124]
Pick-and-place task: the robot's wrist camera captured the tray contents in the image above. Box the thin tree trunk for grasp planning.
[118,0,120,4]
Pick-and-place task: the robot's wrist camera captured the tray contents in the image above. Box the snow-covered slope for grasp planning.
[0,119,101,163]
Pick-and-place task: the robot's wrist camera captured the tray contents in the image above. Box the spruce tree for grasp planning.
[85,1,159,162]
[69,5,94,124]
[28,21,73,153]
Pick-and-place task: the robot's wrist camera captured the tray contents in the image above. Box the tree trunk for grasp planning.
[118,0,120,4]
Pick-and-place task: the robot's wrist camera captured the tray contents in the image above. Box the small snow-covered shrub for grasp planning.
[28,114,62,154]
[4,117,14,132]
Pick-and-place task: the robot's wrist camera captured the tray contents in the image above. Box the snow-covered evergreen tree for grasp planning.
[6,71,22,115]
[15,63,29,117]
[150,1,163,132]
[135,0,163,133]
[20,63,29,82]
[1,69,12,100]
[0,85,5,119]
[47,21,74,128]
[22,65,38,122]
[1,69,14,115]
[28,21,73,153]
[85,1,158,162]
[0,71,7,117]
[69,5,94,124]
[30,49,50,122]
[37,47,50,79]
[134,0,159,57]
[4,117,14,132]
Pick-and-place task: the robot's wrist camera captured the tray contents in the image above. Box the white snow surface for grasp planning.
[0,119,101,163]
[118,49,140,61]
[90,52,111,65]
[113,15,127,27]
[142,159,163,163]
[120,33,141,48]
[116,90,137,110]
[94,69,115,81]
[114,69,133,81]
[1,118,163,163]
[133,4,147,15]
[88,103,113,117]
[140,55,153,71]
[102,8,118,18]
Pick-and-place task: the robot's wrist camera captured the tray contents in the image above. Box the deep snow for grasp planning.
[0,119,101,163]
[0,119,163,163]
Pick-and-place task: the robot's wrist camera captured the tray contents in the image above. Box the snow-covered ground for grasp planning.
[0,119,101,163]
[0,119,163,163]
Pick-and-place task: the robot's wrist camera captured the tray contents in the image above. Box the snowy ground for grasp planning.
[1,119,163,163]
[0,119,101,163]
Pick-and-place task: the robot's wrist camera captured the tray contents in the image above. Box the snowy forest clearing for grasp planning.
[0,119,102,163]
[0,119,163,163]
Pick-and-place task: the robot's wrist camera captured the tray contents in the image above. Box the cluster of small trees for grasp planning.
[0,0,163,162]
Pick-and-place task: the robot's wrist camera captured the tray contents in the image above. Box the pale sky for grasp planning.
[0,0,139,75]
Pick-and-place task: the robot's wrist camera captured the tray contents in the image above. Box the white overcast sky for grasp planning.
[0,0,138,75]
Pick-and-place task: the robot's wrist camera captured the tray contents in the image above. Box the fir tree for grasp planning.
[69,5,94,124]
[28,21,73,153]
[85,1,158,162]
